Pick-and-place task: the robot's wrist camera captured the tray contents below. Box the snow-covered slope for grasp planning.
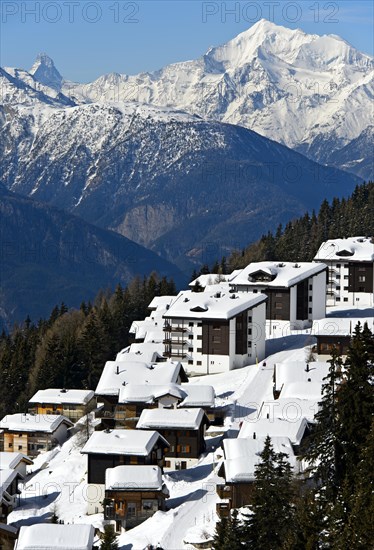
[3,20,372,174]
[55,19,372,173]
[0,100,359,268]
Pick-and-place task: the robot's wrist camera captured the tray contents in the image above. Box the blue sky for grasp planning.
[1,1,373,82]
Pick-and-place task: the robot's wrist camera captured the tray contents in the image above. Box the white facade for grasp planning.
[163,291,267,376]
[230,261,327,329]
[314,237,374,307]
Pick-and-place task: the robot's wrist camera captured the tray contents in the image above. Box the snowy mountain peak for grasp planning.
[30,53,63,91]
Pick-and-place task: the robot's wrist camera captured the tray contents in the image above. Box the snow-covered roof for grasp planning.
[189,274,228,287]
[280,382,324,401]
[15,524,94,550]
[128,341,164,356]
[81,429,168,456]
[129,317,164,343]
[95,360,186,396]
[164,289,266,320]
[314,237,374,262]
[0,469,21,499]
[28,389,95,406]
[105,465,163,491]
[119,383,184,404]
[271,397,320,423]
[137,408,207,430]
[118,382,214,408]
[222,436,297,482]
[275,360,329,392]
[115,346,163,363]
[312,317,373,337]
[0,414,73,433]
[148,295,176,313]
[189,271,242,288]
[179,384,215,408]
[239,417,309,446]
[0,452,33,470]
[230,261,326,288]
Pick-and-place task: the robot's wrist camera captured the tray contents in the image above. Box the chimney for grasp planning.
[253,432,256,439]
[306,363,310,372]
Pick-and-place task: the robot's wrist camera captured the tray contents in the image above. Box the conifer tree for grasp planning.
[303,348,344,503]
[242,436,295,548]
[101,525,119,550]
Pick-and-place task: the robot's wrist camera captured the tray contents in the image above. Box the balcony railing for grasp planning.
[163,325,188,333]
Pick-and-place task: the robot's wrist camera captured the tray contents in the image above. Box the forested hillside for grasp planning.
[228,182,374,268]
[0,274,176,418]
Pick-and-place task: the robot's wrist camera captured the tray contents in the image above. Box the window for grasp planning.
[336,286,341,290]
[336,297,341,302]
[344,286,349,290]
[344,298,348,302]
[336,263,341,268]
[188,335,193,340]
[344,264,349,268]
[248,328,252,335]
[197,322,202,327]
[248,342,252,348]
[8,442,13,448]
[169,445,175,452]
[336,275,340,279]
[211,361,214,365]
[197,347,202,352]
[188,322,194,327]
[181,445,191,453]
[212,335,221,343]
[127,503,136,517]
[188,347,193,352]
[197,335,202,340]
[309,285,312,291]
[18,445,23,450]
[275,293,283,297]
[308,308,312,314]
[309,296,312,302]
[358,276,366,282]
[344,275,349,279]
[358,267,366,271]
[213,324,221,330]
[248,316,252,323]
[358,287,366,292]
[188,360,193,365]
[165,460,171,468]
[197,361,202,366]
[275,302,282,309]
[253,289,258,293]
[142,500,158,511]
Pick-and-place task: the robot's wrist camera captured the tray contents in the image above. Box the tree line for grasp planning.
[214,323,374,549]
[0,273,176,418]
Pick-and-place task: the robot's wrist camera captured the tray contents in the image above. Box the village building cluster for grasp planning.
[0,237,373,546]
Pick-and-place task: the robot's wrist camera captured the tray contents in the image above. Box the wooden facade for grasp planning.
[1,431,58,458]
[153,421,208,468]
[265,288,291,321]
[104,488,167,530]
[348,262,373,293]
[0,525,18,550]
[202,320,230,356]
[29,400,95,422]
[87,447,166,485]
[216,481,256,516]
[316,335,351,356]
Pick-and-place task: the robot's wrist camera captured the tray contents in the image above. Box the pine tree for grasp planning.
[302,348,344,503]
[100,525,119,550]
[337,323,374,491]
[242,436,295,549]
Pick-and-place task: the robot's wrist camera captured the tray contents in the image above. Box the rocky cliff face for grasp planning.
[0,101,360,268]
[0,186,184,327]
